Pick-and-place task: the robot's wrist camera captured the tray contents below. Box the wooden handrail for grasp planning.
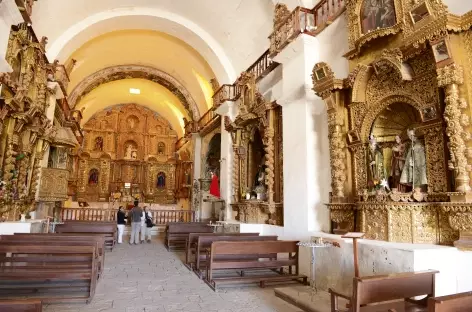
[60,207,195,225]
[269,1,345,57]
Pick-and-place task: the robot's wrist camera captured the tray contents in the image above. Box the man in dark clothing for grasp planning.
[129,200,143,245]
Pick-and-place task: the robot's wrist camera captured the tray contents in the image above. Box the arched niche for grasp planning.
[156,171,166,188]
[204,133,221,178]
[367,102,426,192]
[88,168,99,185]
[123,140,138,160]
[247,128,265,193]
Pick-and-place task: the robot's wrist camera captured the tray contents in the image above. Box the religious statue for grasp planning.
[367,134,386,186]
[125,144,133,159]
[94,137,103,151]
[158,142,165,155]
[184,168,191,185]
[88,169,99,185]
[390,135,406,189]
[400,129,428,189]
[253,165,267,200]
[157,172,166,188]
[209,171,220,198]
[131,150,137,160]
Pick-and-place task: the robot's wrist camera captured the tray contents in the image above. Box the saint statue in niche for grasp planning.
[362,0,396,34]
[400,129,428,189]
[88,169,99,185]
[156,172,166,188]
[253,164,267,200]
[124,143,137,160]
[158,142,165,155]
[367,134,386,186]
[127,116,137,130]
[390,135,406,189]
[131,150,137,160]
[94,137,103,151]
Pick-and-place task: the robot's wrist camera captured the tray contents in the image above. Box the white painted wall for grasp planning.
[0,0,23,72]
[443,0,472,15]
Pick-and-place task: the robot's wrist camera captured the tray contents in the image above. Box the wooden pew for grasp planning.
[0,299,42,311]
[206,240,307,290]
[184,232,260,269]
[0,244,98,303]
[0,234,105,276]
[329,270,438,312]
[428,291,472,312]
[194,235,279,278]
[56,221,116,250]
[165,222,213,251]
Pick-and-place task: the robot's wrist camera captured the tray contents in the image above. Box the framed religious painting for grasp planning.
[361,0,396,34]
[431,38,453,67]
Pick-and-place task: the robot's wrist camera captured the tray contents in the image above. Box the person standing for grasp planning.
[116,206,127,244]
[140,206,147,243]
[129,200,142,245]
[143,206,154,243]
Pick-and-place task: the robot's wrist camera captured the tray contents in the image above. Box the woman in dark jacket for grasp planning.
[143,206,154,243]
[116,206,127,244]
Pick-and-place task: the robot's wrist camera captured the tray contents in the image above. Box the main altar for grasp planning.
[312,0,472,248]
[75,104,177,204]
[226,72,284,225]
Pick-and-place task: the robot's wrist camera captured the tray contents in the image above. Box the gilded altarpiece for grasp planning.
[313,0,472,248]
[226,72,283,225]
[0,24,77,219]
[77,104,177,203]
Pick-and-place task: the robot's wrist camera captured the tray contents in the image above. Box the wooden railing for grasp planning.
[247,49,279,82]
[269,1,345,57]
[212,84,239,108]
[61,207,195,225]
[54,65,70,96]
[198,109,218,130]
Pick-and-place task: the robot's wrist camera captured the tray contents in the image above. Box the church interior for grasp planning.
[1,0,472,311]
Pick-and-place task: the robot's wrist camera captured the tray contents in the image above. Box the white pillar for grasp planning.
[273,35,331,236]
[0,0,23,72]
[191,133,202,215]
[216,101,236,220]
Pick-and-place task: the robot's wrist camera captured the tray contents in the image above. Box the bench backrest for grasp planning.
[167,223,213,234]
[189,232,260,246]
[56,223,116,234]
[353,270,438,311]
[428,291,472,312]
[211,240,298,255]
[199,235,277,250]
[0,244,96,255]
[0,299,42,311]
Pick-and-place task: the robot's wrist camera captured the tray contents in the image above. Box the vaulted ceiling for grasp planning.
[31,0,275,136]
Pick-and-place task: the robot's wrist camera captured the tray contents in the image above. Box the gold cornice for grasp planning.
[447,12,472,33]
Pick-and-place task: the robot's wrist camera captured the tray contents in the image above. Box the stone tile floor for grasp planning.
[44,238,303,312]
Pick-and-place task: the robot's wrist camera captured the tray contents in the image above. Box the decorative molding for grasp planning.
[68,65,200,119]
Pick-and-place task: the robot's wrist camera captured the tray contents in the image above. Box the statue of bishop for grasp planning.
[400,129,428,189]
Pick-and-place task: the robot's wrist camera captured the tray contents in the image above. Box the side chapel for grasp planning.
[313,0,472,248]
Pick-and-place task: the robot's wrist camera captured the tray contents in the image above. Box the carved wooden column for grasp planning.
[437,64,471,193]
[29,151,42,198]
[312,63,347,201]
[264,120,275,206]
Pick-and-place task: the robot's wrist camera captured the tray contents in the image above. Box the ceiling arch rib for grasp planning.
[68,65,200,120]
[37,7,236,83]
[76,78,189,137]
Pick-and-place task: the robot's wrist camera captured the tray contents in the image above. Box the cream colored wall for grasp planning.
[77,78,189,136]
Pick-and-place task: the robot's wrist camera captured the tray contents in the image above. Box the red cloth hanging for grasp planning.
[209,174,220,198]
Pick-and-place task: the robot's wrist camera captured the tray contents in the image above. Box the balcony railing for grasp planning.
[54,65,70,96]
[61,207,195,225]
[269,1,345,57]
[198,109,219,130]
[247,49,279,82]
[212,84,239,108]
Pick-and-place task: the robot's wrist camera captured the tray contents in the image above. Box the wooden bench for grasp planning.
[428,291,472,312]
[195,235,279,279]
[184,232,260,269]
[0,234,105,277]
[56,221,116,250]
[165,222,213,251]
[329,270,438,312]
[206,240,307,290]
[0,299,42,311]
[0,244,98,303]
